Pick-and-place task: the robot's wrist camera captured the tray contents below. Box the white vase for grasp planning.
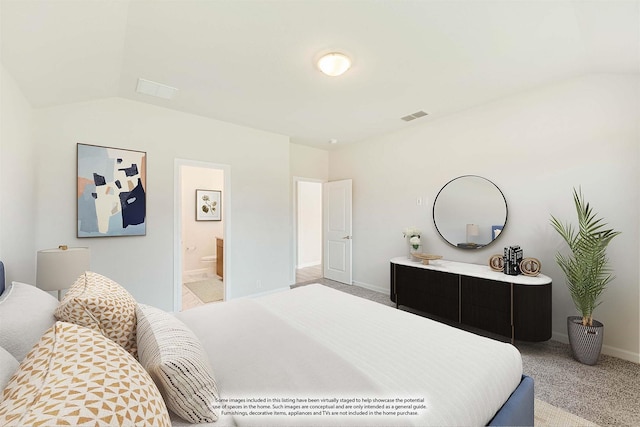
[409,245,421,260]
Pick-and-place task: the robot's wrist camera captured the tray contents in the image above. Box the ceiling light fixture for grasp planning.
[317,52,352,77]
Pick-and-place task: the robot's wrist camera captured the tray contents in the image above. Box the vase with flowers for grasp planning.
[403,227,422,259]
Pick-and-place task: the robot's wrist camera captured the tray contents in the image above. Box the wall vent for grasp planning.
[401,110,428,122]
[136,78,178,100]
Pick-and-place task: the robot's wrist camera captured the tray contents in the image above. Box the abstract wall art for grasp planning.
[196,189,221,221]
[77,143,147,237]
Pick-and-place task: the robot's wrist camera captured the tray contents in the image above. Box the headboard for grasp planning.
[0,261,5,295]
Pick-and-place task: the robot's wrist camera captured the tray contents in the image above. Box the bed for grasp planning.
[0,264,533,426]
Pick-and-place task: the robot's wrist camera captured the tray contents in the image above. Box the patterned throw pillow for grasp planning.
[54,271,137,356]
[0,321,171,426]
[136,304,220,423]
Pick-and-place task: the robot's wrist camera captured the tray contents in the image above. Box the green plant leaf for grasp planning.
[550,188,620,321]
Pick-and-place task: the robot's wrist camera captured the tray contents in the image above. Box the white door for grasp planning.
[323,179,352,284]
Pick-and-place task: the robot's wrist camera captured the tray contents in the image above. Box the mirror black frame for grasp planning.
[432,175,508,250]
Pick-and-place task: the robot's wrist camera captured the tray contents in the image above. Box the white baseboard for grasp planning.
[551,331,570,345]
[552,331,640,363]
[602,345,640,363]
[353,280,389,295]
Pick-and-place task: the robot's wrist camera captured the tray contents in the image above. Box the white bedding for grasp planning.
[175,284,522,427]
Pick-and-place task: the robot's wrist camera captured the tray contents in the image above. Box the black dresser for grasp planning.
[390,257,552,342]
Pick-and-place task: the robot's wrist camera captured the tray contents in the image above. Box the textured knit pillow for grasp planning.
[0,346,19,393]
[0,321,170,426]
[54,271,137,356]
[136,304,220,423]
[0,282,58,361]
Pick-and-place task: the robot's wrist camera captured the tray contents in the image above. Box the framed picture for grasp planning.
[196,189,221,221]
[492,225,503,241]
[77,143,147,237]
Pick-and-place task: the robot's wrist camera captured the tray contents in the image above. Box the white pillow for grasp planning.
[0,346,19,394]
[0,282,58,361]
[136,304,220,423]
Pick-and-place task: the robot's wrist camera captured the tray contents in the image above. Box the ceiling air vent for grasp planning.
[401,110,428,122]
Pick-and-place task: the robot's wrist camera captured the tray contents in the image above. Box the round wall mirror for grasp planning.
[432,175,507,249]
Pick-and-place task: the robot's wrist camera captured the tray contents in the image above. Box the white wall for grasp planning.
[0,64,36,284]
[181,165,224,275]
[290,144,329,181]
[4,64,638,361]
[297,181,322,268]
[330,74,640,362]
[32,97,291,310]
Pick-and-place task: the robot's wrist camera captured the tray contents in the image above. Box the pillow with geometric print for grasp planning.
[0,321,170,426]
[55,271,137,357]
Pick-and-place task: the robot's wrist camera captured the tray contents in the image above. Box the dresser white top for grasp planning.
[391,256,551,285]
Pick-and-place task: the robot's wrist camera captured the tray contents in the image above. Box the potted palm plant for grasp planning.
[550,188,620,365]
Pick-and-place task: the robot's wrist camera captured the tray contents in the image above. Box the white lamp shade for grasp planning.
[317,52,352,76]
[466,224,480,236]
[36,247,90,292]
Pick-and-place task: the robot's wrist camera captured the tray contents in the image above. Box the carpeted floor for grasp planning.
[185,277,224,303]
[293,278,640,426]
[517,339,640,426]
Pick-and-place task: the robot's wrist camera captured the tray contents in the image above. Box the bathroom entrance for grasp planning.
[175,160,228,311]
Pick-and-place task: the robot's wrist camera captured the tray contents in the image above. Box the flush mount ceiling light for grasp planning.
[317,52,352,77]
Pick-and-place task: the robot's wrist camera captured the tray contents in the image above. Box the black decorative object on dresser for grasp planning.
[390,257,552,342]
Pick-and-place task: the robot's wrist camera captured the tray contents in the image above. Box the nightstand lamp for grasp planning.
[36,246,91,300]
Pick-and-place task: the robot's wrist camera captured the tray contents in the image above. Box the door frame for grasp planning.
[291,176,325,284]
[174,159,231,312]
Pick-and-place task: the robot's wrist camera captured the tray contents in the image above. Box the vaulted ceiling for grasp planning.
[2,1,638,148]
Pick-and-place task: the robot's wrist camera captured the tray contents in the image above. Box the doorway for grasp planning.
[294,178,323,284]
[174,159,230,312]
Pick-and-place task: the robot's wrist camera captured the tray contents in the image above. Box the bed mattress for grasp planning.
[175,284,522,426]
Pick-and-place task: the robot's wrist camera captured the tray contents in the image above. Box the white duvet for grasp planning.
[175,284,522,427]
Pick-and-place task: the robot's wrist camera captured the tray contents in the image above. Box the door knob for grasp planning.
[342,236,352,239]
